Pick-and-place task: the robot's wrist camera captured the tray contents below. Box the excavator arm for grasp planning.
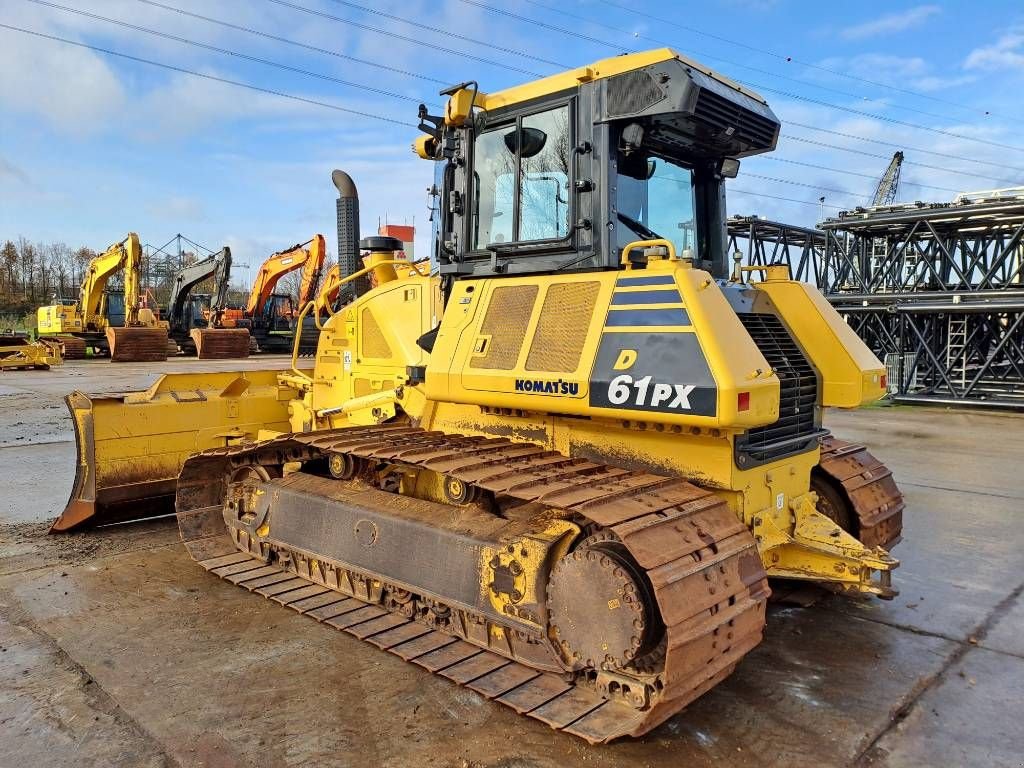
[297,234,326,309]
[165,247,233,331]
[245,234,326,316]
[104,233,169,362]
[78,234,138,329]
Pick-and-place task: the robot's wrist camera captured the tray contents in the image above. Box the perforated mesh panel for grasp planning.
[607,70,665,117]
[360,308,392,359]
[526,282,599,372]
[472,285,539,370]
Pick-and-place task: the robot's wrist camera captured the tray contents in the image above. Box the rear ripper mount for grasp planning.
[175,425,771,743]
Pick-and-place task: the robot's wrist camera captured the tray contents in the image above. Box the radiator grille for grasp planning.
[472,285,539,370]
[607,70,665,117]
[693,89,777,148]
[526,282,599,372]
[737,313,819,462]
[360,308,392,359]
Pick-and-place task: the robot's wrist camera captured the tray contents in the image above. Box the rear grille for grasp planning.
[737,312,821,464]
[693,89,777,148]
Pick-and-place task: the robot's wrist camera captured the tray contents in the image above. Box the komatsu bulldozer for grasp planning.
[53,49,903,742]
[37,233,169,361]
[163,247,251,359]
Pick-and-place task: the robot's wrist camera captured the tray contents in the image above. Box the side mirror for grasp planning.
[504,127,547,158]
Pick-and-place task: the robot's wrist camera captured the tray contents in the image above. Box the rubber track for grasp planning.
[175,426,770,743]
[818,436,904,550]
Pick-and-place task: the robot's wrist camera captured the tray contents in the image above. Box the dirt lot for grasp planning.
[1,358,1022,767]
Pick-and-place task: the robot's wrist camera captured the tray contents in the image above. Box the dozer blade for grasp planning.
[52,369,293,532]
[190,328,251,359]
[106,326,169,362]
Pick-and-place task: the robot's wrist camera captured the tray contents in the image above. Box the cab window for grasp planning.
[472,104,571,249]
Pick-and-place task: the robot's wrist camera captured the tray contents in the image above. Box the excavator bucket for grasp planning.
[190,328,251,359]
[52,369,293,532]
[106,326,170,362]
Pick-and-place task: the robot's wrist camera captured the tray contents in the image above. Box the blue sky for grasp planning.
[3,0,1024,289]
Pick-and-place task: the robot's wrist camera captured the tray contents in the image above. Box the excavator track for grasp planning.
[175,426,770,743]
[815,436,904,550]
[41,336,87,359]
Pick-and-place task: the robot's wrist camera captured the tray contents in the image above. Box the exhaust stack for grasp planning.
[332,169,368,299]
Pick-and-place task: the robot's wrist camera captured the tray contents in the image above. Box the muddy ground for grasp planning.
[1,357,1022,767]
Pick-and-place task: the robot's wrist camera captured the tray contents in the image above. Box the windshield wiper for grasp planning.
[617,212,663,241]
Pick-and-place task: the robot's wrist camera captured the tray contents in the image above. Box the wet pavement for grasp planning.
[0,359,1022,767]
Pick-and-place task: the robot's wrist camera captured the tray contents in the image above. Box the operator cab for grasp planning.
[417,49,780,283]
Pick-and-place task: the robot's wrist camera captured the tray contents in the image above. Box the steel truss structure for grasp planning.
[726,197,1024,408]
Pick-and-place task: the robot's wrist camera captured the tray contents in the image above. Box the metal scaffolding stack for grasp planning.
[727,197,1024,409]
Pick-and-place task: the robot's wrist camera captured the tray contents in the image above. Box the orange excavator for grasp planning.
[229,235,326,353]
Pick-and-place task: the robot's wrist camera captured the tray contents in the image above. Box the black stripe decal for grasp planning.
[615,274,676,287]
[606,308,691,326]
[610,290,682,305]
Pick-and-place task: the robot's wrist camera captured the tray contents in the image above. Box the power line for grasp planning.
[42,1,931,206]
[322,0,565,69]
[0,22,853,219]
[456,0,1024,154]
[728,186,844,211]
[597,0,1002,120]
[30,0,429,106]
[0,23,416,127]
[519,0,964,127]
[761,156,962,196]
[264,0,544,77]
[128,0,1021,186]
[133,0,446,85]
[742,173,866,202]
[785,121,1024,174]
[782,134,1022,186]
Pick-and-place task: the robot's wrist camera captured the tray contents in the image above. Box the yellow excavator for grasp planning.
[37,233,169,361]
[53,50,903,742]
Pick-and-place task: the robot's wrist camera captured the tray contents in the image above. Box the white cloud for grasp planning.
[964,26,1024,72]
[149,196,206,221]
[813,54,976,96]
[841,5,940,40]
[0,20,126,136]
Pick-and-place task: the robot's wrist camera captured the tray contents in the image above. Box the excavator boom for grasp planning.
[245,234,326,316]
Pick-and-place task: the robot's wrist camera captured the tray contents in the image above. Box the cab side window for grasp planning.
[472,104,571,249]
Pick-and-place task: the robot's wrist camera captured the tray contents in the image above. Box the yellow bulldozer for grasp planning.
[37,232,169,361]
[52,49,903,742]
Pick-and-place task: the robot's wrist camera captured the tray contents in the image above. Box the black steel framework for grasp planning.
[726,195,1024,409]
